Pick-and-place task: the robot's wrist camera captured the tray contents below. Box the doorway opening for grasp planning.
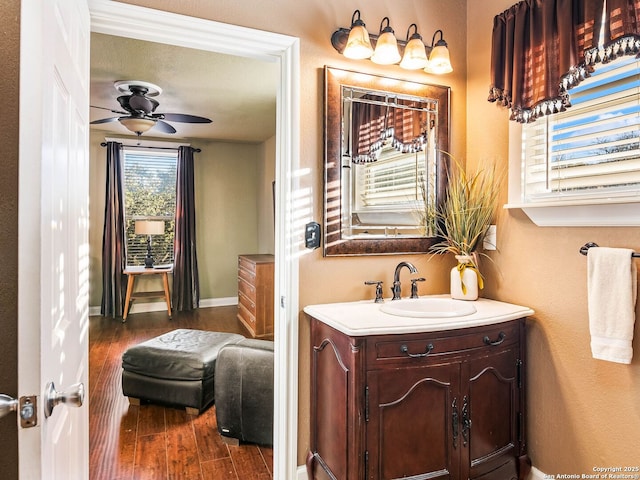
[89,1,300,478]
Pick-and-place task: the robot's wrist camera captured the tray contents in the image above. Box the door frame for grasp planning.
[89,1,300,478]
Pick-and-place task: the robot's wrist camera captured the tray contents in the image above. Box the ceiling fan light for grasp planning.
[119,117,156,134]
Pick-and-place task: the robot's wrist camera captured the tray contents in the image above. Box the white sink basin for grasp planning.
[380,297,477,318]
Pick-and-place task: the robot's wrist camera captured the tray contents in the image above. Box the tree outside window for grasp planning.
[123,149,177,266]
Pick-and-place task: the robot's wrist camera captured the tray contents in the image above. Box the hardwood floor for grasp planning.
[89,306,273,480]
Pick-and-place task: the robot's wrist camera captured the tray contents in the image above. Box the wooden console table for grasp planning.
[123,265,173,322]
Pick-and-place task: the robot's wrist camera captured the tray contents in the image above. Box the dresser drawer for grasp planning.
[368,321,519,365]
[238,255,257,274]
[238,299,256,326]
[238,265,256,284]
[238,291,256,316]
[238,276,256,301]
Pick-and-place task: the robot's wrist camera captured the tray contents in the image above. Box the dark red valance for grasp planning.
[489,0,640,123]
[351,95,430,164]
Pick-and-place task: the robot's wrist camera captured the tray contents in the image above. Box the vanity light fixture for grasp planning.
[331,10,453,74]
[342,10,374,59]
[424,30,453,74]
[370,17,401,65]
[399,24,428,70]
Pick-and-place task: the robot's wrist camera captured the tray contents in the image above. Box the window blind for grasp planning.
[356,146,426,210]
[123,149,177,266]
[522,55,640,202]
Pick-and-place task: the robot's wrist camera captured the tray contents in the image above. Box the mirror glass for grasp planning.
[324,67,450,256]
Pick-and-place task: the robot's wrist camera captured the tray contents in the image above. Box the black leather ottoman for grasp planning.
[121,329,245,414]
[214,338,274,446]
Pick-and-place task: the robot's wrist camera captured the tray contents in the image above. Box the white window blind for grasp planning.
[123,148,177,266]
[522,55,640,203]
[356,145,426,210]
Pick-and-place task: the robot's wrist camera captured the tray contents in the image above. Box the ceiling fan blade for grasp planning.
[159,113,212,124]
[90,105,128,115]
[90,116,120,125]
[153,120,177,134]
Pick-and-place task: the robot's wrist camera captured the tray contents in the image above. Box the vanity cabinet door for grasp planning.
[464,345,521,480]
[366,363,461,480]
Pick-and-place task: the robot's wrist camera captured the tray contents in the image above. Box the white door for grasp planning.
[18,0,91,478]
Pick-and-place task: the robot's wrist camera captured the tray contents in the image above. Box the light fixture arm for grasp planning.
[351,9,364,28]
[379,17,392,34]
[430,29,447,48]
[405,24,420,42]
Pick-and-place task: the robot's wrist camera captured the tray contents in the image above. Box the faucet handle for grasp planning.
[364,280,385,303]
[410,278,426,299]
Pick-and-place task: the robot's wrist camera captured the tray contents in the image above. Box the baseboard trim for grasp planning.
[89,296,238,317]
[529,466,546,480]
[295,464,544,479]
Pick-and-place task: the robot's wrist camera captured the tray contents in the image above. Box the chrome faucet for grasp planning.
[391,261,418,300]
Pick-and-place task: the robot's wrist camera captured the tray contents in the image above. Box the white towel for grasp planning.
[587,247,637,364]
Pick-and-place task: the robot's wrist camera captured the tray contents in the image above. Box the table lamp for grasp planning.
[135,220,165,268]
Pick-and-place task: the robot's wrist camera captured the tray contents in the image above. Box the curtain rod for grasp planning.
[100,142,201,153]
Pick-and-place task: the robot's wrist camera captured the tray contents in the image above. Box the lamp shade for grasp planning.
[371,30,401,65]
[343,25,373,59]
[119,117,156,134]
[400,36,428,70]
[424,44,453,74]
[135,220,165,235]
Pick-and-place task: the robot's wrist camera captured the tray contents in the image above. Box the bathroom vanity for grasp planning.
[305,297,534,480]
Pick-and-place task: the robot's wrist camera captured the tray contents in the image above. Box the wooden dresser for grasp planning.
[237,254,274,338]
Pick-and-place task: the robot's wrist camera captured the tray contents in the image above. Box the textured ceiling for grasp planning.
[90,33,278,143]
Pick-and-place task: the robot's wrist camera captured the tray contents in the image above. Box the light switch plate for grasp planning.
[483,225,497,250]
[305,222,321,249]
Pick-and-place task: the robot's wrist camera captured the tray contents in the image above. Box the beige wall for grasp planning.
[467,0,640,472]
[89,132,273,307]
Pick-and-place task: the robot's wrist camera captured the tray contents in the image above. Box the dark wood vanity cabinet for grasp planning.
[307,317,529,480]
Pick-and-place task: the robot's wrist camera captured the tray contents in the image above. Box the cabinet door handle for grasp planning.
[462,396,471,447]
[452,398,458,449]
[483,331,506,346]
[400,343,434,358]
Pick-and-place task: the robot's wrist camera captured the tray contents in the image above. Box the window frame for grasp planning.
[506,55,640,227]
[107,138,186,264]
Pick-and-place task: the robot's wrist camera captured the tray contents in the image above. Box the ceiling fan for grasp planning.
[90,80,212,136]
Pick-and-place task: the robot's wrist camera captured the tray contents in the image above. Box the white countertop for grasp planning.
[303,295,535,336]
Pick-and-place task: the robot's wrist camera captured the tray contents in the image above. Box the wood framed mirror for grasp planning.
[323,66,451,256]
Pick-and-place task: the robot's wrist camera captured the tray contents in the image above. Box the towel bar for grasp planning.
[579,242,640,258]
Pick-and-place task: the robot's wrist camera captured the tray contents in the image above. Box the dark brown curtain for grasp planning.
[351,95,428,163]
[489,0,640,122]
[100,141,127,318]
[172,146,200,311]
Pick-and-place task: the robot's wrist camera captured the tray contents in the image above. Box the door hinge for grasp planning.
[364,386,369,422]
[517,411,523,443]
[364,450,369,476]
[516,359,523,388]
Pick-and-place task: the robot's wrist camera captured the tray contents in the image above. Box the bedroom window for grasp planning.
[123,148,177,266]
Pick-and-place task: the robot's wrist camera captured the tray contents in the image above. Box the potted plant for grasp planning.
[430,158,500,300]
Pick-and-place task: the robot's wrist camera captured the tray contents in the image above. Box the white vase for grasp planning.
[450,255,479,301]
